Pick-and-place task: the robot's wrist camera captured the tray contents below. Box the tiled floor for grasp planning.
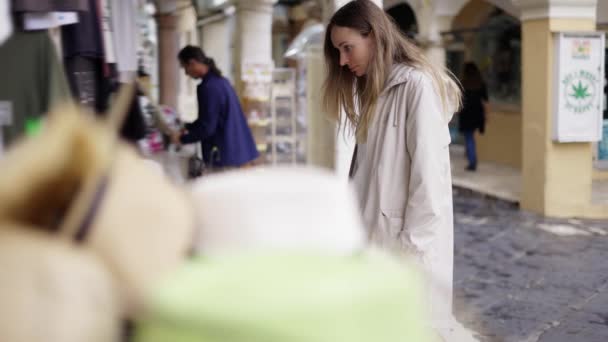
[450,145,521,204]
[450,145,608,209]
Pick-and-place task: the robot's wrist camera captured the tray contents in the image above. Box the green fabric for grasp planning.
[25,118,43,137]
[135,252,432,342]
[0,31,70,146]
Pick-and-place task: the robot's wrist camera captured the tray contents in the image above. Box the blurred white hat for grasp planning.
[190,167,366,255]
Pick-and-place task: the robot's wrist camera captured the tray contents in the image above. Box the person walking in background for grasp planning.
[458,62,489,172]
[323,1,475,340]
[175,45,259,170]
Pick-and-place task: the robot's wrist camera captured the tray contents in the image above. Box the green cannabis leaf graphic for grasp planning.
[570,81,590,100]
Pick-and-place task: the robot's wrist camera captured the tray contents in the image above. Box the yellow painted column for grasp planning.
[518,0,598,217]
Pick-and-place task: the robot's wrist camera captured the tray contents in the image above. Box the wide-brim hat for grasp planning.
[190,167,366,256]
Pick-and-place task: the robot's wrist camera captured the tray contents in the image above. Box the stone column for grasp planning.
[156,12,179,108]
[514,0,598,217]
[232,0,276,97]
[420,14,453,69]
[201,17,233,83]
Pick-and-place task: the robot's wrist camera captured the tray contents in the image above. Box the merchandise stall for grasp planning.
[0,0,186,180]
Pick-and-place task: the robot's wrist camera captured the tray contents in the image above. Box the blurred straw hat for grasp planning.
[0,225,121,342]
[0,87,196,315]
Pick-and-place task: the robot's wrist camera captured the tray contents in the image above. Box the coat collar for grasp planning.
[381,63,416,96]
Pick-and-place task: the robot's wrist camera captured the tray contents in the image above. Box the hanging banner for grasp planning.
[553,32,605,142]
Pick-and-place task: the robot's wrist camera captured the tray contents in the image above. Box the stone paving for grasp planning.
[452,188,608,342]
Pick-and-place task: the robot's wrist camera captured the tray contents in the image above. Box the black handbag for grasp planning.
[187,155,205,179]
[187,146,220,178]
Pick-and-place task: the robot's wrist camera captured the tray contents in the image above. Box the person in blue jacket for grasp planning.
[174,45,259,168]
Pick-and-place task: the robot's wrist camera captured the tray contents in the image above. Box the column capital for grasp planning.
[155,13,179,29]
[233,0,277,12]
[513,0,597,21]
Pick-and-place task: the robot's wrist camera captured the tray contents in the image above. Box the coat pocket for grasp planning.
[374,209,405,251]
[377,209,421,258]
[381,208,404,225]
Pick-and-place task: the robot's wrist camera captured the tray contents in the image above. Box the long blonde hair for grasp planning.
[322,0,461,142]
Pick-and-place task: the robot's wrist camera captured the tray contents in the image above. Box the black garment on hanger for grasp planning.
[60,0,103,59]
[61,0,112,113]
[118,85,147,144]
[64,56,112,113]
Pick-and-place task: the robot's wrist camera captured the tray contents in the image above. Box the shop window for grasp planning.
[446,9,521,109]
[473,10,521,108]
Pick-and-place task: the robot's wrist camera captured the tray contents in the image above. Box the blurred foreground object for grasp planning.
[136,168,434,342]
[0,92,196,337]
[136,251,432,342]
[0,30,70,148]
[190,167,365,255]
[0,226,121,342]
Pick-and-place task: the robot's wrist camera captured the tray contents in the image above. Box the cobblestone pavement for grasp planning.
[452,188,608,342]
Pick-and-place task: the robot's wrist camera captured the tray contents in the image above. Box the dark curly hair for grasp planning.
[177,45,222,77]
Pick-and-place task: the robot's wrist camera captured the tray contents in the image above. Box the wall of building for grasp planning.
[476,111,522,169]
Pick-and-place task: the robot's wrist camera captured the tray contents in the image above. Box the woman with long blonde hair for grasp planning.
[323,1,469,340]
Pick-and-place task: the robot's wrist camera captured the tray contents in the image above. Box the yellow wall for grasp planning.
[476,111,522,169]
[593,169,608,180]
[450,2,606,218]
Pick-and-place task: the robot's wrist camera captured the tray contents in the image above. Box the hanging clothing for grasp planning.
[60,0,103,59]
[61,0,113,113]
[11,0,89,12]
[110,0,138,78]
[0,0,14,46]
[63,56,103,109]
[98,0,115,64]
[0,31,70,147]
[21,11,79,31]
[118,85,146,144]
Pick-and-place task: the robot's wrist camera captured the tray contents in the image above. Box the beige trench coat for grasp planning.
[351,64,456,337]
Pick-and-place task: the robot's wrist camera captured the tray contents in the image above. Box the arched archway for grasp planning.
[447,0,523,170]
[385,2,418,38]
[451,1,521,106]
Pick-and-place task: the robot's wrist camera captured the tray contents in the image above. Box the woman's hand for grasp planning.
[170,131,182,146]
